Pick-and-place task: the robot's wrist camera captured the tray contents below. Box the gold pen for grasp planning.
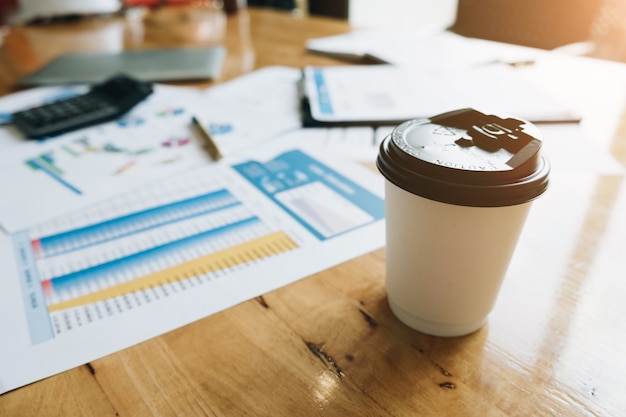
[191,115,222,161]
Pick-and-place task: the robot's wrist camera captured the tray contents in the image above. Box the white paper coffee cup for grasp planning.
[376,108,550,337]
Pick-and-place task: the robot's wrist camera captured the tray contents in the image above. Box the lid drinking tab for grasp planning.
[376,108,550,207]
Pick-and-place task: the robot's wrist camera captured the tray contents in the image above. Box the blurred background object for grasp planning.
[9,0,121,24]
[247,0,346,19]
[139,1,226,46]
[349,0,456,32]
[3,0,626,65]
[589,0,626,62]
[348,0,626,63]
[0,0,17,23]
[449,0,604,50]
[0,0,17,46]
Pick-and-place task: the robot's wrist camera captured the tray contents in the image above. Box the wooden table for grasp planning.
[1,5,625,416]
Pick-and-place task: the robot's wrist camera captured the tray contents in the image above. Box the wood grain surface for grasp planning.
[1,5,625,416]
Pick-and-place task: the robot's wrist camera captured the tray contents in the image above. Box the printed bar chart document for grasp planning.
[0,138,385,394]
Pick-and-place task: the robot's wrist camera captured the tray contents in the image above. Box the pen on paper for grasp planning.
[114,160,136,175]
[191,116,222,161]
[474,59,536,67]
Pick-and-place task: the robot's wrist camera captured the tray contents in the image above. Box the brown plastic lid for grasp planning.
[376,108,550,207]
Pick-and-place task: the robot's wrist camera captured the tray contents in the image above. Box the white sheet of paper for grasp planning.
[539,124,624,175]
[0,67,303,233]
[306,30,546,71]
[199,66,303,154]
[0,84,208,233]
[303,64,580,125]
[0,136,385,394]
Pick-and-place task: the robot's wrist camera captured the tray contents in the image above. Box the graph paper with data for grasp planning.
[0,145,385,394]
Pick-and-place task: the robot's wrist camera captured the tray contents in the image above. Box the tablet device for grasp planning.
[19,46,226,86]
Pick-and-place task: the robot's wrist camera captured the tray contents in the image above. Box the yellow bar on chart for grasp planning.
[48,231,298,312]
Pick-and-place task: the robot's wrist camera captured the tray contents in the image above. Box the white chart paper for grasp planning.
[0,139,385,394]
[0,67,302,233]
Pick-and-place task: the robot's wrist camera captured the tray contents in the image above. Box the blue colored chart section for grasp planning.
[49,216,260,295]
[26,154,82,195]
[233,149,384,240]
[17,187,260,344]
[313,68,334,115]
[35,189,239,258]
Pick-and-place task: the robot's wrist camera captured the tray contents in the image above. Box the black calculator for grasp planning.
[11,74,154,139]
